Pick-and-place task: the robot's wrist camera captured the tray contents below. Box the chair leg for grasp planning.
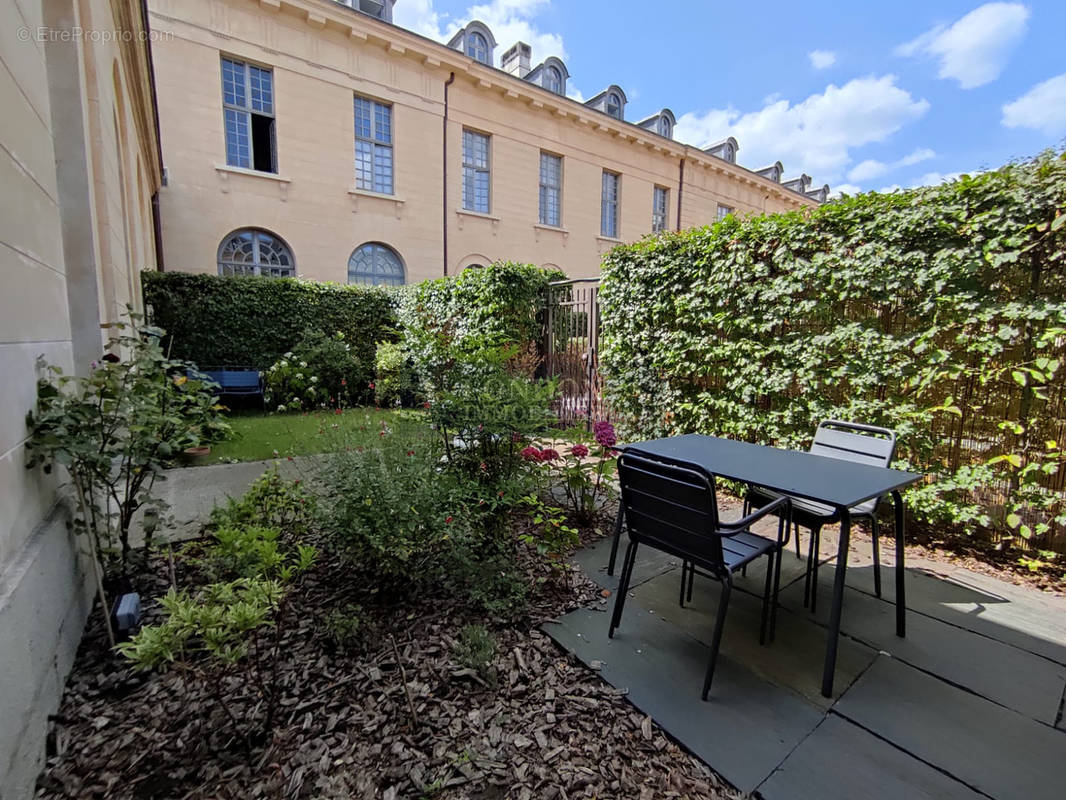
[794,521,802,558]
[702,577,733,701]
[687,558,695,602]
[759,553,775,645]
[609,541,637,637]
[679,561,689,608]
[803,525,821,610]
[809,526,823,613]
[770,540,785,641]
[871,514,882,598]
[606,507,625,576]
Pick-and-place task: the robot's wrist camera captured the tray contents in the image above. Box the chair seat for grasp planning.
[721,531,778,570]
[748,486,878,524]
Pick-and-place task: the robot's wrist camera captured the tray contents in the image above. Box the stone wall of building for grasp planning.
[0,1,161,796]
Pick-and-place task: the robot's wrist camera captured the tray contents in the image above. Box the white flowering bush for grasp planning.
[263,330,367,411]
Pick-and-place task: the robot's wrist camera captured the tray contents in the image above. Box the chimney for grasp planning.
[502,42,531,78]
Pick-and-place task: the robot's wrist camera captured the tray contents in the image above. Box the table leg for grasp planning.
[606,506,624,576]
[892,490,906,638]
[821,506,850,698]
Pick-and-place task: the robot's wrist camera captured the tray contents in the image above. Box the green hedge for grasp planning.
[142,272,397,371]
[600,151,1066,545]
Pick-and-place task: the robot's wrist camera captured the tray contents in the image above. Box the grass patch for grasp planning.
[201,408,428,465]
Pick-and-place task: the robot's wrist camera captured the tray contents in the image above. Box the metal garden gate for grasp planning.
[544,278,606,428]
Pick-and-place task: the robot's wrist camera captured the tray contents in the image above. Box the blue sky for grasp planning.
[392,0,1066,195]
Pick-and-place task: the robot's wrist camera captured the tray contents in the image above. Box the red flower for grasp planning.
[594,421,617,448]
[521,446,542,462]
[406,450,415,456]
[571,444,589,458]
[445,515,454,524]
[479,461,487,471]
[340,379,347,386]
[540,448,560,462]
[335,408,343,415]
[423,402,431,409]
[369,381,375,389]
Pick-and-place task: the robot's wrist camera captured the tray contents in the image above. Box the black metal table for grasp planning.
[608,434,923,697]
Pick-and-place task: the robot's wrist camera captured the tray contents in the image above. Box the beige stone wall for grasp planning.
[0,0,160,796]
[149,0,813,283]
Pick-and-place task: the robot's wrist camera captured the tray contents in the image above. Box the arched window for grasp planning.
[467,32,489,64]
[217,228,294,277]
[545,65,562,94]
[659,117,672,138]
[348,242,405,286]
[606,92,623,119]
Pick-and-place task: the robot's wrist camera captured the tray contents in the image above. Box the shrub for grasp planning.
[313,430,476,584]
[210,465,314,538]
[263,330,369,410]
[25,312,230,592]
[321,604,366,653]
[599,151,1066,545]
[142,271,397,371]
[529,422,618,525]
[374,340,419,408]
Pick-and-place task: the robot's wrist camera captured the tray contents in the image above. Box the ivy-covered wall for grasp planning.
[600,151,1066,545]
[142,273,399,372]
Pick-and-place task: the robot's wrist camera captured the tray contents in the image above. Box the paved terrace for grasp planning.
[547,505,1066,799]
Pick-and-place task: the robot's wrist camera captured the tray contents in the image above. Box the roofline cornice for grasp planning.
[242,0,815,208]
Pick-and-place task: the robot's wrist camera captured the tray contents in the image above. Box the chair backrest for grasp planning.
[618,451,727,571]
[809,420,896,468]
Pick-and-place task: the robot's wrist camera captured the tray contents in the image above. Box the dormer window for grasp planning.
[467,32,489,64]
[585,85,628,120]
[637,109,675,140]
[545,65,562,94]
[448,21,497,67]
[606,92,623,119]
[659,117,672,137]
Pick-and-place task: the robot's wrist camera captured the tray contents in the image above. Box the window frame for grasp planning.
[652,185,669,233]
[217,228,294,278]
[347,242,406,286]
[466,31,490,64]
[545,65,563,94]
[606,92,623,120]
[601,170,621,238]
[353,94,394,195]
[462,128,492,214]
[717,204,735,221]
[220,56,277,173]
[538,151,563,227]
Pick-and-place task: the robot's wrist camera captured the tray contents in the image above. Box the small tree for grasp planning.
[25,312,229,642]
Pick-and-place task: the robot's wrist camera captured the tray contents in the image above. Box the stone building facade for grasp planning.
[0,1,161,796]
[148,0,821,284]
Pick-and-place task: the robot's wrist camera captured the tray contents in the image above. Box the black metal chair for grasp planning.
[744,420,897,611]
[610,451,791,700]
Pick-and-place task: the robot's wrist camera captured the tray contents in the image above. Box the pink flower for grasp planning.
[341,379,347,386]
[594,421,617,448]
[571,444,589,458]
[521,446,542,462]
[369,381,375,389]
[540,448,560,462]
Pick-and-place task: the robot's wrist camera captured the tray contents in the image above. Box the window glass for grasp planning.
[348,243,405,286]
[539,152,562,226]
[462,130,491,213]
[218,229,294,277]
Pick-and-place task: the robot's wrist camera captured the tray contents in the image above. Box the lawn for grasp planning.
[203,407,427,464]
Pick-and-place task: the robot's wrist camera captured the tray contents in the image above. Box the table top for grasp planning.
[622,433,923,509]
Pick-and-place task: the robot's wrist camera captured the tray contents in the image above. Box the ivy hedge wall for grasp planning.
[142,272,398,372]
[599,151,1066,546]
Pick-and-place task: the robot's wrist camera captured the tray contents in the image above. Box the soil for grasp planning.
[35,520,739,800]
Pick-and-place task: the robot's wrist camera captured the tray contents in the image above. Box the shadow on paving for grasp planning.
[549,533,1066,799]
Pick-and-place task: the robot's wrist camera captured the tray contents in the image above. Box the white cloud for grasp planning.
[566,87,586,103]
[1002,73,1066,136]
[896,2,1029,89]
[808,50,837,70]
[911,171,963,187]
[393,0,566,66]
[845,147,935,183]
[829,183,863,198]
[675,75,929,183]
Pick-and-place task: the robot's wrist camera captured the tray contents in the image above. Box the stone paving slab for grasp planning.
[630,569,877,708]
[758,714,987,800]
[545,606,823,794]
[834,656,1066,800]
[781,568,1066,725]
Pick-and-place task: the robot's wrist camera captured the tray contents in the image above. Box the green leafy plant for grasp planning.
[264,330,369,411]
[25,312,230,641]
[321,603,366,652]
[452,624,498,685]
[374,340,419,408]
[517,495,579,566]
[210,464,315,537]
[530,422,618,524]
[599,150,1066,549]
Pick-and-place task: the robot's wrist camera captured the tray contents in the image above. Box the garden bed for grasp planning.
[36,520,736,800]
